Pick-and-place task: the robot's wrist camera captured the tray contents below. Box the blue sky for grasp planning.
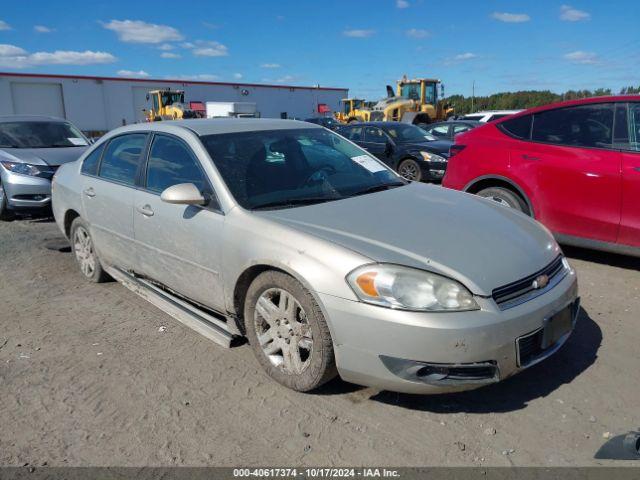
[0,0,638,98]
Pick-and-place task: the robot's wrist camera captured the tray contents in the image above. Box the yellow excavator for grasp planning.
[144,89,203,122]
[335,98,372,123]
[369,76,454,124]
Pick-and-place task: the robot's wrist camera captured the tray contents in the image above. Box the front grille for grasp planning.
[517,329,544,366]
[492,256,566,309]
[38,165,59,179]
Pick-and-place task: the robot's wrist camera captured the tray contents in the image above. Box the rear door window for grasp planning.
[625,103,640,152]
[532,103,614,149]
[431,125,450,136]
[364,127,387,144]
[81,142,106,176]
[500,114,533,139]
[99,134,148,185]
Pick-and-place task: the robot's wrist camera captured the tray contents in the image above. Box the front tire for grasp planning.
[70,217,110,283]
[244,271,337,392]
[397,158,423,182]
[476,187,529,214]
[0,180,15,221]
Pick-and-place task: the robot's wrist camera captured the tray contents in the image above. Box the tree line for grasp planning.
[446,86,640,114]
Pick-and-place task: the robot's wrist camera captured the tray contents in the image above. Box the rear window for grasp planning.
[532,103,614,148]
[500,115,532,139]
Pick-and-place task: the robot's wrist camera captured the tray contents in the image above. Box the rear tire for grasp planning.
[476,187,529,214]
[0,180,15,221]
[244,271,337,392]
[397,158,423,182]
[70,217,110,283]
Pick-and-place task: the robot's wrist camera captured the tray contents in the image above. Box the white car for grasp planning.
[461,110,522,123]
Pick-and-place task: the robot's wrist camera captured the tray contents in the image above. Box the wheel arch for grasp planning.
[464,175,535,217]
[63,209,81,238]
[231,262,338,339]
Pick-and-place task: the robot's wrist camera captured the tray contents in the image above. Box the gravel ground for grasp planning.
[1,217,639,467]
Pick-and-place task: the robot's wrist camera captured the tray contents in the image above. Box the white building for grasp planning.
[0,72,348,134]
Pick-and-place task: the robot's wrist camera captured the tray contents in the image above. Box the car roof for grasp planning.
[0,115,68,123]
[111,118,323,137]
[464,110,522,116]
[430,120,479,126]
[340,121,412,128]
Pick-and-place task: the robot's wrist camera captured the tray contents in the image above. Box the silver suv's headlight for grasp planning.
[347,264,479,312]
[0,161,42,176]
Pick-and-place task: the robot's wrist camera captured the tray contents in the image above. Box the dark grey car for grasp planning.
[0,115,89,219]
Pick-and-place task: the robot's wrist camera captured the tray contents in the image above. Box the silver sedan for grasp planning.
[52,119,578,394]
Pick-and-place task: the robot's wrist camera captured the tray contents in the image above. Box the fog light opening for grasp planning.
[416,365,449,381]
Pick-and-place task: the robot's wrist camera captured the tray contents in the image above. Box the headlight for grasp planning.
[0,161,42,176]
[347,264,479,311]
[419,151,446,162]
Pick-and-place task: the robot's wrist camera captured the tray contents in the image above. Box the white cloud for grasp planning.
[233,73,243,79]
[160,52,180,59]
[491,12,531,23]
[158,43,175,51]
[0,46,116,68]
[343,29,375,38]
[0,20,11,31]
[276,75,295,83]
[564,50,599,64]
[454,52,477,61]
[406,28,430,38]
[261,63,281,68]
[396,0,409,8]
[0,44,27,56]
[168,74,220,81]
[192,41,228,57]
[103,19,183,44]
[560,5,590,21]
[34,25,54,33]
[181,42,195,49]
[117,69,149,77]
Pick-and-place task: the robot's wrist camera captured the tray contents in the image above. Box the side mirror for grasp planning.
[160,183,206,206]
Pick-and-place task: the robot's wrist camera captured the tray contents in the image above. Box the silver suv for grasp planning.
[52,119,578,394]
[0,115,89,219]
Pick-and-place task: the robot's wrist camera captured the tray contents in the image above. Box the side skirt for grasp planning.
[105,266,238,348]
[555,233,640,258]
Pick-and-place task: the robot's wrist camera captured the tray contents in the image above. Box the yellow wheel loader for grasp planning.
[369,76,454,125]
[144,89,204,122]
[334,98,372,123]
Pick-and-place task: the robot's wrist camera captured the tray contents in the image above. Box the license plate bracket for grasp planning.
[541,305,573,349]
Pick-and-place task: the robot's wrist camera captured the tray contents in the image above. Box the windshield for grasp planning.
[0,121,89,148]
[162,92,184,106]
[400,83,420,101]
[200,128,405,210]
[384,124,436,143]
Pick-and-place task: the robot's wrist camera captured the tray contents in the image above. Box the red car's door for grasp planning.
[510,102,621,243]
[619,102,640,247]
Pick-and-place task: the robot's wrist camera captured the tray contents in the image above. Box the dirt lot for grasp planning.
[1,217,639,467]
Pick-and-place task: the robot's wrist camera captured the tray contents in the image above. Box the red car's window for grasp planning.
[532,103,614,149]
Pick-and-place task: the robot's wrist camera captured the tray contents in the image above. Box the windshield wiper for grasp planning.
[251,196,340,210]
[350,182,407,197]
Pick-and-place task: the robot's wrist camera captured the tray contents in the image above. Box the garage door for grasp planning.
[132,86,157,123]
[11,82,65,118]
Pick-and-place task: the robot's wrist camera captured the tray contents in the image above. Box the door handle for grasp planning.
[522,154,541,161]
[136,204,154,217]
[83,187,96,198]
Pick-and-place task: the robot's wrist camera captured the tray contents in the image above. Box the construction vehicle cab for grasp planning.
[335,98,370,123]
[371,77,454,125]
[144,89,203,122]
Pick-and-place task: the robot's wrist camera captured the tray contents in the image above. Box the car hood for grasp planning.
[0,146,87,166]
[260,182,560,296]
[400,140,452,156]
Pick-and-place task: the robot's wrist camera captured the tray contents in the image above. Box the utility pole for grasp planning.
[471,80,475,112]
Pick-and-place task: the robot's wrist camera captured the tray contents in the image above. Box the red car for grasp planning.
[443,96,640,256]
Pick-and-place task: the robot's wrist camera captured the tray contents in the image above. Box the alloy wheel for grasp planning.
[254,288,313,375]
[73,226,97,278]
[399,162,419,181]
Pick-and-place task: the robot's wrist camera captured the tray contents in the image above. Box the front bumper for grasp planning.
[1,169,53,211]
[420,160,448,183]
[320,269,578,394]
